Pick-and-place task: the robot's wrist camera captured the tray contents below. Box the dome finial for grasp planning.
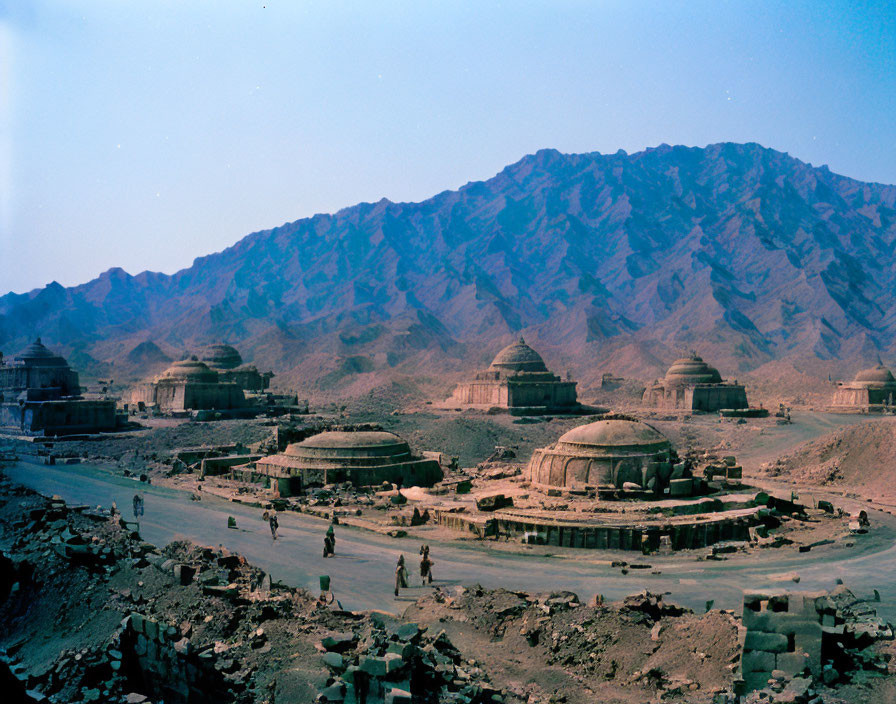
[518,336,526,345]
[877,354,884,367]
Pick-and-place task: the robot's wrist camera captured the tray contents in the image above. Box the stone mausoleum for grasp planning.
[254,430,442,496]
[830,360,896,412]
[129,357,245,413]
[527,416,695,497]
[642,352,748,412]
[200,344,273,393]
[0,339,117,435]
[450,338,577,414]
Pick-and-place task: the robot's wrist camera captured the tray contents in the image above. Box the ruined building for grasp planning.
[254,430,442,496]
[200,344,274,392]
[830,361,896,412]
[449,338,577,414]
[0,339,117,435]
[642,352,748,412]
[128,357,245,413]
[527,416,695,497]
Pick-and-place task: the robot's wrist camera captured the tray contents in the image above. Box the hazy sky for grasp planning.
[2,1,894,294]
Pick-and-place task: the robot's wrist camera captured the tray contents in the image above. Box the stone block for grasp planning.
[173,564,196,585]
[323,652,344,670]
[776,651,810,675]
[742,650,775,673]
[143,618,159,640]
[669,478,693,497]
[359,656,388,677]
[160,559,176,572]
[742,670,772,693]
[744,631,788,653]
[129,612,145,634]
[385,687,412,704]
[383,652,405,674]
[322,632,356,652]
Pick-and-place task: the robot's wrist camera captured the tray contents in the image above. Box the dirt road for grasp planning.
[6,461,896,620]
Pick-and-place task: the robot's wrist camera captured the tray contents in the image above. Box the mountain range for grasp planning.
[2,142,895,400]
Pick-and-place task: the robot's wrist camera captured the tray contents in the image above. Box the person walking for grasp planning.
[132,494,144,519]
[326,524,335,550]
[394,554,409,596]
[419,545,434,585]
[323,532,335,558]
[268,510,279,540]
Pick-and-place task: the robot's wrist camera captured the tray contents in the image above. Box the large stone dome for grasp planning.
[664,353,723,386]
[527,417,675,491]
[160,358,218,383]
[284,431,412,465]
[201,344,243,370]
[489,338,548,373]
[853,363,896,387]
[557,418,672,454]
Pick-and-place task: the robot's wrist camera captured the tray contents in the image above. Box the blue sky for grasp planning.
[1,1,894,294]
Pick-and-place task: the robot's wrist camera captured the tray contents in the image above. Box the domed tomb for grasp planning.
[0,339,116,435]
[449,337,578,414]
[527,417,688,494]
[201,344,243,371]
[129,356,245,412]
[161,358,219,383]
[255,430,443,496]
[831,360,896,411]
[642,352,748,412]
[199,343,273,392]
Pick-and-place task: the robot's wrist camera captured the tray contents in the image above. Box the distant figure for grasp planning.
[326,524,335,550]
[110,501,119,518]
[419,545,434,585]
[268,511,279,540]
[323,532,335,558]
[394,554,409,596]
[132,494,144,519]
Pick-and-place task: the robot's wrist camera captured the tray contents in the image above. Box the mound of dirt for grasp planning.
[763,418,896,500]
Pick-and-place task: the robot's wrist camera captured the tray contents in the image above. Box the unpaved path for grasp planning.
[5,461,896,622]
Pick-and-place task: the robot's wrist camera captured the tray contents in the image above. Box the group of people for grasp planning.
[259,507,436,598]
[394,544,434,596]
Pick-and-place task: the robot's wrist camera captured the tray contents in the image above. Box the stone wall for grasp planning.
[0,399,117,435]
[740,592,828,692]
[121,612,229,703]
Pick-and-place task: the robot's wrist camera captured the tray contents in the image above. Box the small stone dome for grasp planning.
[201,344,243,370]
[284,431,413,466]
[853,363,896,387]
[489,337,548,373]
[15,338,69,367]
[160,358,218,383]
[664,353,723,386]
[556,418,672,455]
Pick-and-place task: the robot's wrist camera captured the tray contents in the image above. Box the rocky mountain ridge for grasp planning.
[2,142,895,399]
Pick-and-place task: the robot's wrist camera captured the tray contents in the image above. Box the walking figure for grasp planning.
[323,532,335,558]
[132,494,144,519]
[268,511,279,540]
[394,554,409,596]
[419,544,434,585]
[326,524,335,550]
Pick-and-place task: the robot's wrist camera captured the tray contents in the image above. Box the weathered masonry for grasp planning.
[642,352,749,412]
[830,361,896,412]
[450,338,578,414]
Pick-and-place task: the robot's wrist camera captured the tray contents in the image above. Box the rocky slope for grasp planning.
[2,142,895,398]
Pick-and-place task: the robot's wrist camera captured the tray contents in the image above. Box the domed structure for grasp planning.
[161,358,218,383]
[642,352,748,412]
[527,417,690,495]
[489,338,549,373]
[201,344,243,371]
[130,355,245,413]
[852,364,896,386]
[197,344,273,392]
[1,339,117,435]
[450,337,578,414]
[663,354,723,386]
[831,360,896,411]
[255,430,442,496]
